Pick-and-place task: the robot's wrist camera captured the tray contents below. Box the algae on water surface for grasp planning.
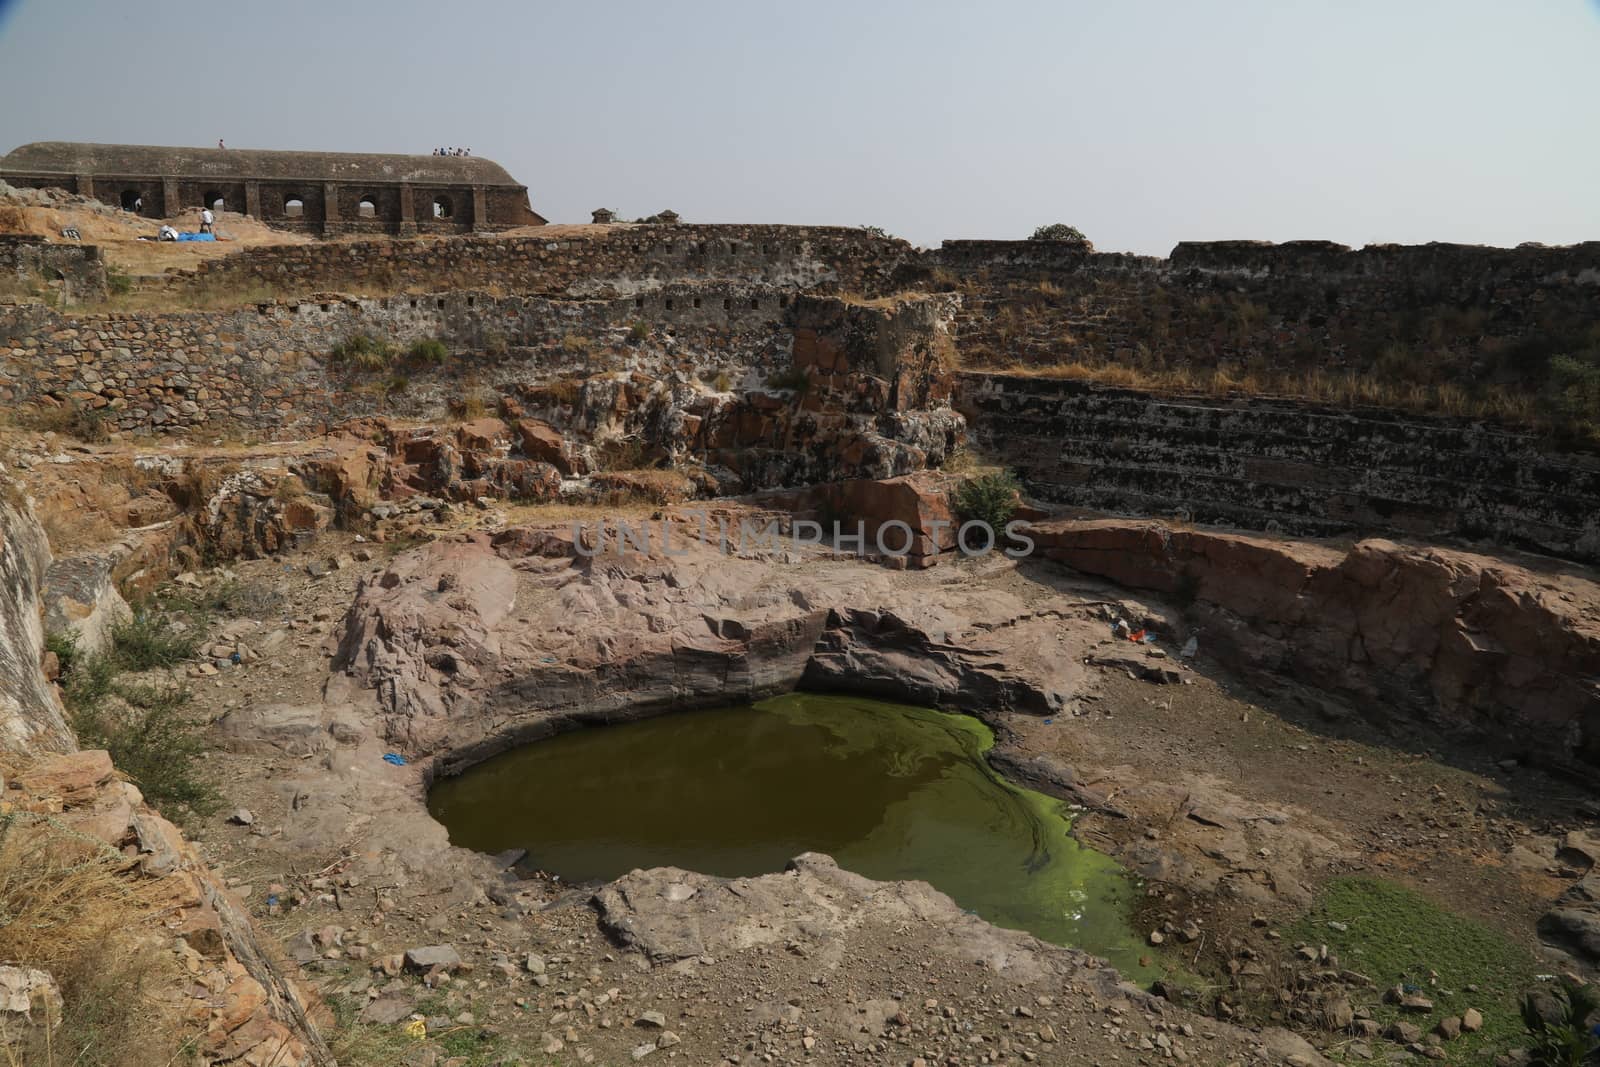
[428,692,1158,978]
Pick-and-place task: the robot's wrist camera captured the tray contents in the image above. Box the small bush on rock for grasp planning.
[953,471,1021,532]
[328,333,395,371]
[1030,223,1088,242]
[404,337,449,366]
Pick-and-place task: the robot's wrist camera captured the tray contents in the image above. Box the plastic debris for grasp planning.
[382,752,408,767]
[1180,636,1198,658]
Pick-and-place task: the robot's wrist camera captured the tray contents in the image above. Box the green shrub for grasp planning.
[1030,223,1088,242]
[52,635,216,817]
[1544,353,1600,441]
[71,678,217,816]
[1522,978,1600,1067]
[561,334,596,354]
[953,471,1021,532]
[767,367,811,393]
[328,334,395,371]
[110,608,199,670]
[628,320,649,343]
[63,649,117,712]
[45,628,82,676]
[404,337,449,366]
[105,267,133,296]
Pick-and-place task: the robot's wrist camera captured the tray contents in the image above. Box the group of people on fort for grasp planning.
[433,146,471,157]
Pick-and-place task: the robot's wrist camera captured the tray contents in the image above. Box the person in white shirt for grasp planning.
[200,207,215,234]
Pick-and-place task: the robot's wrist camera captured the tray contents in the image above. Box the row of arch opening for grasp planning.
[116,189,456,219]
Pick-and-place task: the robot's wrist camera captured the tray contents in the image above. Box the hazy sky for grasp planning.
[1,0,1597,254]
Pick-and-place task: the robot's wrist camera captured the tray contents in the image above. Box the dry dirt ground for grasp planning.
[131,520,1589,1067]
[0,184,309,278]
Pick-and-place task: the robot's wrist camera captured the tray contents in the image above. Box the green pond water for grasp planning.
[428,693,1155,978]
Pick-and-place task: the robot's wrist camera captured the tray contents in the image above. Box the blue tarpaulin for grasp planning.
[175,232,216,242]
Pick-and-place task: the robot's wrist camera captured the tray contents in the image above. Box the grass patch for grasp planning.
[405,337,449,366]
[1286,877,1538,1060]
[323,993,418,1067]
[323,991,536,1067]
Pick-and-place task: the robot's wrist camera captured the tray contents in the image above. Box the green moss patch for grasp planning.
[1288,877,1539,1061]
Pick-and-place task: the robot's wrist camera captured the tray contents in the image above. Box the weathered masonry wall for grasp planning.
[0,235,107,301]
[918,239,1600,379]
[0,286,813,433]
[0,287,955,437]
[957,373,1600,563]
[176,225,912,299]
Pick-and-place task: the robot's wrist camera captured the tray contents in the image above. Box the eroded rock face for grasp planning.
[0,492,73,755]
[596,852,1075,983]
[1030,520,1600,770]
[332,527,1093,762]
[43,550,132,655]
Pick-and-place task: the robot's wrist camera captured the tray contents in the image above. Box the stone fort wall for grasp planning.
[0,284,812,434]
[917,239,1600,381]
[176,224,911,298]
[957,372,1600,563]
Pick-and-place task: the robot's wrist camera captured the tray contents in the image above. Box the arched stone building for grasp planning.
[0,142,546,235]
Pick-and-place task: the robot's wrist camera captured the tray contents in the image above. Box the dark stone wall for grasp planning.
[957,372,1600,563]
[917,238,1600,389]
[176,225,912,299]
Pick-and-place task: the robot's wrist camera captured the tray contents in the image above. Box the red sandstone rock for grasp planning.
[1031,519,1600,768]
[14,749,114,805]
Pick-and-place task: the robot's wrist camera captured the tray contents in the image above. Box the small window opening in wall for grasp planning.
[665,298,675,311]
[693,296,702,309]
[698,242,707,255]
[120,189,143,212]
[432,195,453,220]
[358,195,378,218]
[779,294,789,308]
[634,297,643,309]
[320,303,330,312]
[410,299,419,309]
[466,296,475,308]
[436,298,445,309]
[284,196,305,218]
[750,298,760,310]
[722,298,732,310]
[762,244,771,255]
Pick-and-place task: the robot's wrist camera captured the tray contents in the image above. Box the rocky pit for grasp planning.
[1,207,1598,1067]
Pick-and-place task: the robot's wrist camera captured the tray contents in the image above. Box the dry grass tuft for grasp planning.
[0,813,202,1067]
